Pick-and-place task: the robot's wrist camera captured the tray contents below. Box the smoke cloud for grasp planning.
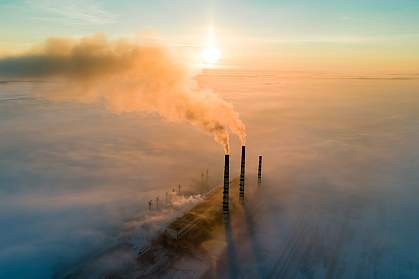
[0,34,246,153]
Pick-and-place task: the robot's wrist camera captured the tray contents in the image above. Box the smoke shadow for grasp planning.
[223,215,241,279]
[242,189,266,278]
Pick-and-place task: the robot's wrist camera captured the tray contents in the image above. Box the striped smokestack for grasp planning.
[258,155,262,185]
[239,146,245,200]
[223,154,230,214]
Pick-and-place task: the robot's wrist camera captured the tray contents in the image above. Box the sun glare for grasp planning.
[201,45,220,64]
[200,25,221,66]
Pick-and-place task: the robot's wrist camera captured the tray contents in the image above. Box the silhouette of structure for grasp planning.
[258,155,262,185]
[239,146,246,200]
[223,154,230,214]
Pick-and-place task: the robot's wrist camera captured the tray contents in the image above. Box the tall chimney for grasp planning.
[258,155,262,185]
[239,146,246,200]
[223,154,230,214]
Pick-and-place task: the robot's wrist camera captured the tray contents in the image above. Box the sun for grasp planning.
[200,45,220,65]
[200,25,221,66]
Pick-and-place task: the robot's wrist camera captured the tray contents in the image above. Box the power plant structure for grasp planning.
[258,155,263,185]
[222,154,230,215]
[69,148,265,277]
[223,146,263,214]
[239,146,246,201]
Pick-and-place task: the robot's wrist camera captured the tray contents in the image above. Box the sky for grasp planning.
[1,0,419,72]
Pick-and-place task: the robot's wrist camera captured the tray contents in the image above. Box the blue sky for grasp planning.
[1,0,419,71]
[2,0,419,42]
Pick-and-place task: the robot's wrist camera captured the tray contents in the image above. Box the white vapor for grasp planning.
[0,34,246,153]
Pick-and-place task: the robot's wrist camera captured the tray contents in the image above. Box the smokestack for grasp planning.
[239,146,246,200]
[223,154,230,214]
[206,169,209,191]
[258,155,262,185]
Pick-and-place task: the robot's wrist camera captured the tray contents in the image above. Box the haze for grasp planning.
[1,1,419,278]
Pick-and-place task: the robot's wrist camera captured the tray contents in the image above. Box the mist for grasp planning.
[0,34,246,153]
[1,69,419,278]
